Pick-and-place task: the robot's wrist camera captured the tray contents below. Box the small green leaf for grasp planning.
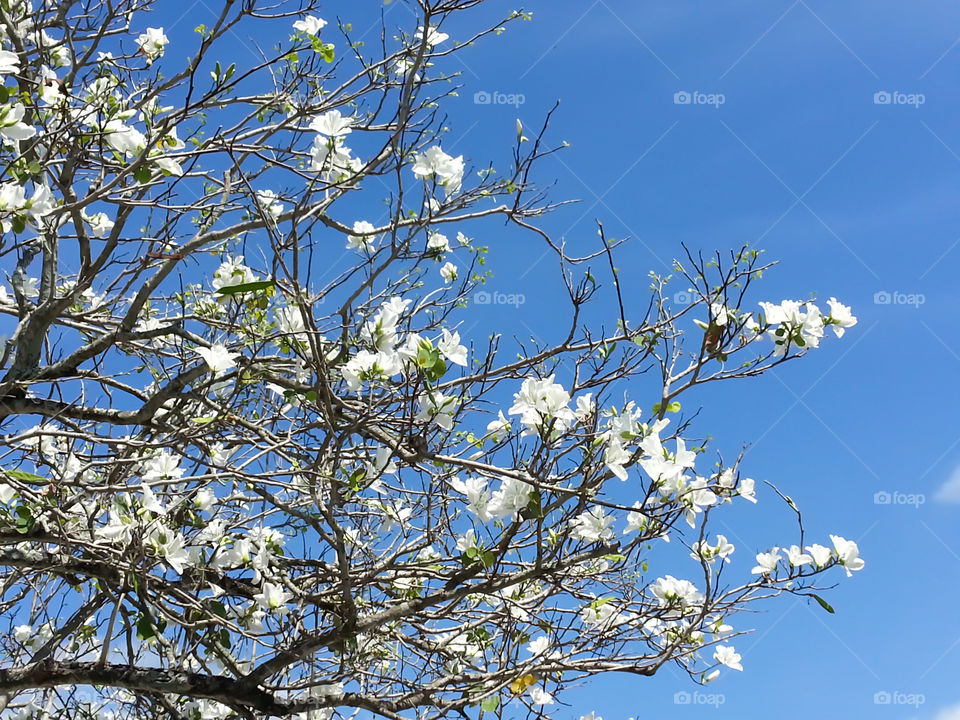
[215,280,275,295]
[810,594,835,614]
[5,469,46,483]
[15,506,34,534]
[480,696,500,712]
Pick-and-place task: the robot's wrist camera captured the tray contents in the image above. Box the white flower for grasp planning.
[415,391,459,430]
[713,645,743,671]
[691,535,735,564]
[427,232,450,254]
[623,501,671,542]
[100,118,147,157]
[275,305,307,340]
[256,190,284,219]
[193,489,215,512]
[738,477,757,503]
[508,375,577,436]
[254,581,293,613]
[141,450,183,482]
[13,624,32,643]
[485,410,511,437]
[487,477,534,521]
[347,220,376,252]
[360,297,410,351]
[806,543,832,568]
[829,535,865,576]
[581,602,621,630]
[570,506,615,543]
[341,349,402,390]
[683,476,717,527]
[711,301,729,326]
[574,393,595,421]
[212,256,256,292]
[293,15,327,35]
[195,344,238,374]
[82,210,114,238]
[0,50,21,76]
[137,27,169,63]
[650,575,703,609]
[527,636,550,656]
[415,25,449,46]
[528,687,554,705]
[0,483,16,504]
[0,102,36,142]
[18,275,39,299]
[26,184,54,219]
[455,528,477,553]
[437,329,467,366]
[310,109,352,137]
[751,549,780,576]
[139,483,167,514]
[440,261,458,283]
[826,297,857,337]
[147,524,189,574]
[412,146,464,194]
[603,437,631,481]
[785,544,813,568]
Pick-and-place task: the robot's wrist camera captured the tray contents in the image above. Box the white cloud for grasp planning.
[935,464,960,504]
[934,703,960,720]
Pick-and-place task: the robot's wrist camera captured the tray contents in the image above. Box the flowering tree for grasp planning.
[0,2,864,719]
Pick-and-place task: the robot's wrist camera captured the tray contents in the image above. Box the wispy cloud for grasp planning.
[935,464,960,504]
[934,702,960,720]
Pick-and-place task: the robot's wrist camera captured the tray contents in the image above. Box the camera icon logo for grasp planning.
[874,91,892,105]
[874,691,892,705]
[473,291,491,305]
[674,691,691,705]
[673,91,691,105]
[673,290,693,305]
[874,491,891,505]
[873,290,891,305]
[473,90,491,105]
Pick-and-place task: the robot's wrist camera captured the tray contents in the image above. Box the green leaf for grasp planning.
[5,469,46,483]
[136,616,155,641]
[208,601,228,619]
[133,166,152,184]
[666,401,681,413]
[810,594,835,614]
[480,696,500,712]
[215,280,275,295]
[15,505,34,534]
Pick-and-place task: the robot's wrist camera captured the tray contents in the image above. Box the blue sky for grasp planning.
[138,1,958,717]
[441,2,960,718]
